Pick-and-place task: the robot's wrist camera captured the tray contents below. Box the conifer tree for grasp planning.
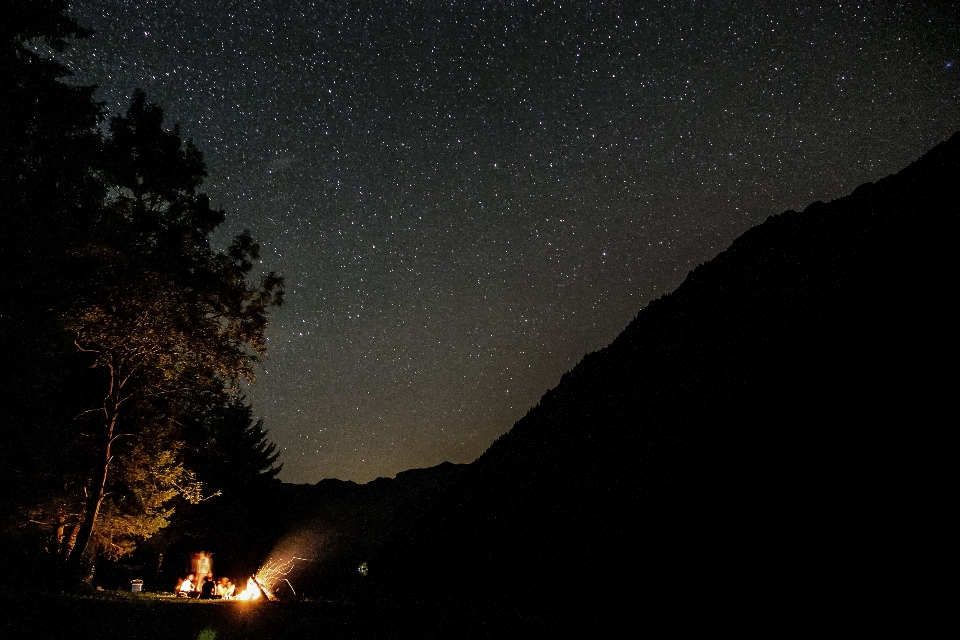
[184,392,284,493]
[0,0,104,538]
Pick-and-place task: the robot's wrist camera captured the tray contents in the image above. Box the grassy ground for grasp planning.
[0,589,369,640]
[0,586,713,640]
[2,586,915,639]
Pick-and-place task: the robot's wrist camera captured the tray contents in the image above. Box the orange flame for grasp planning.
[234,577,261,601]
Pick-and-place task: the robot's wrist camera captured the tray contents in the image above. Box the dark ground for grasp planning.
[1,584,943,639]
[1,590,358,640]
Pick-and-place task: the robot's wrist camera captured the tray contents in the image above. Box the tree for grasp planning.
[0,0,104,527]
[26,418,200,563]
[2,4,284,581]
[184,392,284,493]
[56,91,284,571]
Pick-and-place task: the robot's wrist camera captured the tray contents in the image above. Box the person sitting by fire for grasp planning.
[216,577,231,598]
[199,575,218,599]
[177,574,197,597]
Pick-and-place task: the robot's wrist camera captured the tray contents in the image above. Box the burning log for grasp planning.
[234,577,263,601]
[231,557,313,601]
[253,576,276,601]
[215,557,313,601]
[234,575,276,601]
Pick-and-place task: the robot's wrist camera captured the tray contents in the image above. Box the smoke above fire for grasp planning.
[253,526,326,595]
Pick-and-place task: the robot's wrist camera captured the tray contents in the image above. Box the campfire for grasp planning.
[234,576,272,601]
[177,555,310,601]
[178,551,312,602]
[246,556,312,600]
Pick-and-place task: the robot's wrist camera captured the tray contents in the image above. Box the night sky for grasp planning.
[58,1,958,484]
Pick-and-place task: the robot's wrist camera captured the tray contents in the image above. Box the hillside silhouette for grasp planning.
[352,133,958,636]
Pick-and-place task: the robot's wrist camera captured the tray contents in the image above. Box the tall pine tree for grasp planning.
[184,392,284,493]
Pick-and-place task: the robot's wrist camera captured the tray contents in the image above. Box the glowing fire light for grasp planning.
[232,557,313,602]
[234,577,262,601]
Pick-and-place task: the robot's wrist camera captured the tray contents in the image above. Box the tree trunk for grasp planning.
[65,482,103,570]
[65,409,116,571]
[58,520,79,560]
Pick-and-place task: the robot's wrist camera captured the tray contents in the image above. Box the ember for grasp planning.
[254,556,312,595]
[229,556,312,601]
[177,549,313,602]
[234,577,264,601]
[175,553,248,600]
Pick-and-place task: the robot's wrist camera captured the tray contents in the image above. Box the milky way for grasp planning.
[60,1,959,483]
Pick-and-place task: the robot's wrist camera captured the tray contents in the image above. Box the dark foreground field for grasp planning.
[2,587,936,639]
[0,588,756,639]
[1,590,362,640]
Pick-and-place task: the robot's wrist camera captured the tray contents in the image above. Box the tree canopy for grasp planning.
[1,3,285,581]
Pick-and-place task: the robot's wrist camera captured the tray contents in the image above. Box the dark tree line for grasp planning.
[1,1,284,583]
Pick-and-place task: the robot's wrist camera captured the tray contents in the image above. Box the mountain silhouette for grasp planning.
[357,133,958,636]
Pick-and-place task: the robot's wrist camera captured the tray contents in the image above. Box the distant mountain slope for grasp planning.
[363,133,958,636]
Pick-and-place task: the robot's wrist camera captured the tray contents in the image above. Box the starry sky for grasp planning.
[58,1,958,484]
